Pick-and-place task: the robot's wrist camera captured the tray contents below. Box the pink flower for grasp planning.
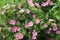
[47,0,53,6]
[32,30,37,36]
[19,9,24,13]
[30,3,34,7]
[28,21,33,26]
[42,0,53,7]
[35,3,40,8]
[27,0,34,7]
[25,21,33,28]
[26,9,30,14]
[11,27,17,32]
[18,34,24,39]
[17,27,21,31]
[25,23,30,28]
[27,0,32,4]
[18,4,21,9]
[47,0,51,2]
[52,26,57,31]
[48,1,53,6]
[41,0,50,7]
[1,10,6,15]
[52,23,58,31]
[36,19,40,24]
[8,27,12,31]
[51,23,57,27]
[11,27,21,32]
[32,14,36,18]
[49,19,54,23]
[14,38,18,40]
[46,29,51,34]
[15,33,24,39]
[32,36,36,39]
[9,20,16,25]
[56,30,60,34]
[42,2,48,7]
[43,23,48,28]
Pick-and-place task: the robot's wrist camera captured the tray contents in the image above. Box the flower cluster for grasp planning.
[0,0,60,40]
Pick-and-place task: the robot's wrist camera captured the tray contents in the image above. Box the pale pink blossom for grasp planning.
[49,1,53,5]
[1,10,6,15]
[52,26,57,31]
[26,9,30,14]
[18,4,21,9]
[49,19,54,23]
[15,33,24,39]
[32,36,36,39]
[27,0,33,4]
[27,0,34,7]
[18,34,24,39]
[41,0,49,7]
[32,14,36,18]
[47,0,51,2]
[25,23,30,28]
[11,27,17,32]
[47,0,53,6]
[46,29,51,34]
[36,19,40,24]
[32,30,37,36]
[42,0,53,6]
[9,20,16,25]
[14,38,18,40]
[8,27,12,31]
[51,23,57,27]
[25,21,33,28]
[11,27,21,32]
[17,27,21,31]
[56,30,60,34]
[19,9,24,13]
[51,23,57,31]
[35,3,40,8]
[43,23,48,28]
[42,2,48,7]
[30,3,34,7]
[28,21,33,26]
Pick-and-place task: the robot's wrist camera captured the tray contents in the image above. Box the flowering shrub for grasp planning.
[0,0,60,40]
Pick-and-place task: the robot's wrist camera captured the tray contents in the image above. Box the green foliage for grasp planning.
[0,0,60,40]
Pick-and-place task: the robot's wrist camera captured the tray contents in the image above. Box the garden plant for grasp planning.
[0,0,60,40]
